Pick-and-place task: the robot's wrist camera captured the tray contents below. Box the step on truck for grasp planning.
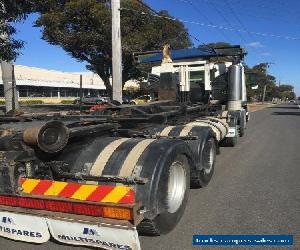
[0,45,248,250]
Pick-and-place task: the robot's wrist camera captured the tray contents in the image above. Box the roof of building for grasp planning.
[0,65,106,89]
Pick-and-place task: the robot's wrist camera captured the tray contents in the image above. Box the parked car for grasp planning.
[130,95,151,105]
[73,95,110,105]
[122,95,133,104]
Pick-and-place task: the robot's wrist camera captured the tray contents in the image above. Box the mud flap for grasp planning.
[226,127,237,137]
[47,219,141,250]
[0,211,50,243]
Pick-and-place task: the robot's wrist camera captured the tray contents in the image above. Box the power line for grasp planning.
[221,0,267,63]
[202,0,269,65]
[120,7,300,42]
[215,0,300,30]
[172,0,269,66]
[133,0,214,51]
[223,0,285,81]
[197,0,249,45]
[177,0,234,44]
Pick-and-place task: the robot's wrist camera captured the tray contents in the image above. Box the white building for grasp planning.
[0,65,106,98]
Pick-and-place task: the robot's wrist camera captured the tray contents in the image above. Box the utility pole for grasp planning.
[79,74,83,112]
[111,0,122,103]
[1,56,19,113]
[262,84,267,104]
[261,62,273,104]
[1,3,19,113]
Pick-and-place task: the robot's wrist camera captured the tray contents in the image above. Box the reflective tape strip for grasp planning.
[43,181,68,196]
[70,184,98,201]
[89,138,130,176]
[19,178,135,204]
[21,179,41,193]
[179,126,194,136]
[160,126,175,136]
[119,139,155,177]
[101,186,132,203]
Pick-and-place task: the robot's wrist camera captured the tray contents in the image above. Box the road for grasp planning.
[0,103,299,249]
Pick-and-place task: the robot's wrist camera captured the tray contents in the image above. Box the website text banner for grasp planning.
[192,235,293,246]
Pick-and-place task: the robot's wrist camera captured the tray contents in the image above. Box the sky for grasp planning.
[13,0,300,95]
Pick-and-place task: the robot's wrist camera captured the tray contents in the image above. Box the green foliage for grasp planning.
[123,87,140,97]
[200,42,232,49]
[0,0,63,61]
[0,0,33,61]
[34,0,191,94]
[60,99,74,104]
[199,42,236,62]
[0,99,44,105]
[277,84,296,100]
[20,100,44,105]
[245,63,295,101]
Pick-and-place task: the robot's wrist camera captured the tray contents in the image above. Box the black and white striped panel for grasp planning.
[87,137,158,178]
[153,125,213,139]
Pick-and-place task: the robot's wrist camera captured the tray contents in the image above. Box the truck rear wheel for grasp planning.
[64,137,193,236]
[239,110,246,137]
[190,137,217,188]
[138,154,190,236]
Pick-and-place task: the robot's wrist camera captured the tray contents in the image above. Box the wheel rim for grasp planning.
[167,161,187,213]
[203,141,215,175]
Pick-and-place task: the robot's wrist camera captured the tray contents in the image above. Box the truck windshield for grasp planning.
[190,70,205,86]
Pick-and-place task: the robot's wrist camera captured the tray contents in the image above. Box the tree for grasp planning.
[0,0,34,61]
[245,63,277,101]
[35,0,191,95]
[278,84,295,100]
[0,0,67,61]
[200,42,232,49]
[245,63,296,101]
[199,42,238,62]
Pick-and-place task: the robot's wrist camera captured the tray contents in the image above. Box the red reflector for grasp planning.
[45,200,73,213]
[0,196,18,206]
[18,197,45,209]
[73,203,103,217]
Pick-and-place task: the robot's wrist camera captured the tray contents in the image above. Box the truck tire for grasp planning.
[239,110,246,137]
[190,136,217,188]
[61,137,193,236]
[144,125,218,188]
[239,125,245,137]
[138,154,190,235]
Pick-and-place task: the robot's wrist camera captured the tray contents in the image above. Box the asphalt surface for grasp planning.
[0,103,299,250]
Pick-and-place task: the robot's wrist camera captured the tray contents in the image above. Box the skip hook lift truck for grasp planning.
[0,45,248,250]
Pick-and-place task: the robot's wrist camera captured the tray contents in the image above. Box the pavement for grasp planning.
[0,103,299,250]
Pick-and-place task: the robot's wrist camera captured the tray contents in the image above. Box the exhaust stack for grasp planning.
[227,65,242,111]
